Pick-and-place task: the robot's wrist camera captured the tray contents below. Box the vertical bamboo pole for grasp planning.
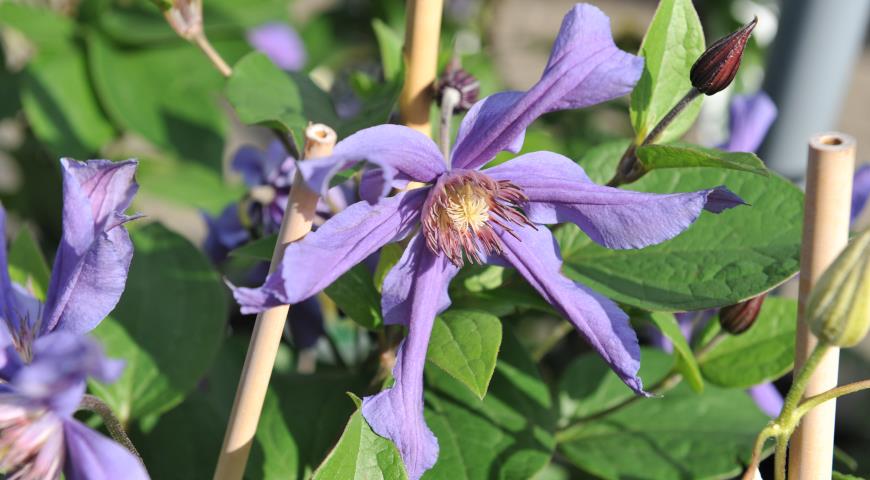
[789,132,856,479]
[213,124,337,480]
[399,0,444,136]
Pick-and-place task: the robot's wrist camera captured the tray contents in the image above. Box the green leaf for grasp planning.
[427,310,502,400]
[7,228,50,301]
[424,327,555,479]
[136,156,246,214]
[87,32,239,170]
[374,242,405,292]
[229,234,278,261]
[311,394,408,480]
[21,44,116,158]
[226,53,338,143]
[574,138,632,185]
[372,19,403,81]
[636,143,769,177]
[324,264,382,330]
[560,153,803,312]
[698,297,797,388]
[833,473,866,480]
[558,349,769,480]
[0,3,75,52]
[649,312,703,393]
[629,0,705,143]
[89,223,227,424]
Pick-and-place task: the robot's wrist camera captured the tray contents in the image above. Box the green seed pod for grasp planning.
[806,228,870,347]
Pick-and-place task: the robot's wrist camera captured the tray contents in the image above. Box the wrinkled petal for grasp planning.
[362,242,456,479]
[381,234,458,326]
[485,152,744,249]
[247,22,307,71]
[63,419,149,480]
[852,164,870,224]
[13,332,123,415]
[232,190,427,313]
[297,125,446,199]
[453,91,526,160]
[719,92,777,153]
[748,382,783,418]
[451,4,642,170]
[494,224,645,394]
[202,205,250,264]
[42,159,138,335]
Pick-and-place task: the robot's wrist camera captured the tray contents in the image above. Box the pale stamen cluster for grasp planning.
[0,400,63,480]
[422,171,533,266]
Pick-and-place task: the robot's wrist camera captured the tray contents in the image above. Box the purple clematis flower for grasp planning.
[246,22,307,71]
[0,159,145,478]
[852,164,870,224]
[231,5,745,478]
[718,92,777,153]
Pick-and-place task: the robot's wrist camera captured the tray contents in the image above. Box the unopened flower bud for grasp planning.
[719,294,766,335]
[435,57,480,112]
[690,17,757,95]
[158,0,203,41]
[806,228,870,348]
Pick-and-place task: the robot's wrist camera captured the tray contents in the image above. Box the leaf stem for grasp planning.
[608,88,701,187]
[741,425,776,480]
[774,436,788,480]
[78,394,144,464]
[779,341,830,421]
[795,379,870,419]
[192,31,232,78]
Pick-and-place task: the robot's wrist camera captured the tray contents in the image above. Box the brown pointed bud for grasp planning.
[690,17,757,95]
[719,293,766,335]
[435,57,480,113]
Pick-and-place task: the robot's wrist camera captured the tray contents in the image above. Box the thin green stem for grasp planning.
[439,87,460,163]
[795,379,870,419]
[78,394,144,464]
[741,425,776,480]
[774,436,788,480]
[640,88,701,147]
[780,342,831,421]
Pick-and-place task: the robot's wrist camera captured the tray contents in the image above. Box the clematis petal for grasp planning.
[297,125,447,199]
[0,203,17,327]
[451,4,643,170]
[381,234,458,326]
[202,204,250,264]
[14,332,123,416]
[232,190,427,314]
[493,224,645,394]
[719,92,777,153]
[63,419,149,480]
[41,159,138,335]
[485,151,744,249]
[247,22,307,72]
[362,241,456,479]
[852,164,870,224]
[748,382,783,418]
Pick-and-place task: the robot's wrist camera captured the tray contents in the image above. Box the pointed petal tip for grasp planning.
[704,186,747,213]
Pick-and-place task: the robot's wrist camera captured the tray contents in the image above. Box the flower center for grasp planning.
[0,402,64,480]
[422,171,533,266]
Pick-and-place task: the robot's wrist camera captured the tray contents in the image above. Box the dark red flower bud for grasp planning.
[435,57,480,112]
[719,293,766,335]
[690,17,757,95]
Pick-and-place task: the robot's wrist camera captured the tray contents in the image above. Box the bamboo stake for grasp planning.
[213,124,337,480]
[788,132,855,479]
[399,0,444,136]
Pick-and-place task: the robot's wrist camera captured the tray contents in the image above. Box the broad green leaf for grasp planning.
[649,312,703,393]
[374,242,405,292]
[136,156,246,214]
[560,152,803,312]
[89,223,227,423]
[372,19,403,81]
[629,0,705,143]
[636,143,769,177]
[87,32,240,170]
[312,394,408,480]
[427,310,502,399]
[574,138,632,185]
[698,297,797,388]
[229,234,278,261]
[21,44,116,158]
[423,327,555,479]
[461,265,505,292]
[226,53,338,143]
[558,349,768,480]
[337,79,402,138]
[324,264,382,330]
[7,228,50,301]
[0,3,74,52]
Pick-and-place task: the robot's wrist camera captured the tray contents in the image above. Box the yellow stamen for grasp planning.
[444,183,489,232]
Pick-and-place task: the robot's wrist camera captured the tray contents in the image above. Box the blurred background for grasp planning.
[1,0,869,476]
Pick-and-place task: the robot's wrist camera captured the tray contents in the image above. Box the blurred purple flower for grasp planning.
[231,5,745,477]
[0,159,145,478]
[0,332,147,480]
[852,164,870,223]
[246,22,306,71]
[718,92,777,153]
